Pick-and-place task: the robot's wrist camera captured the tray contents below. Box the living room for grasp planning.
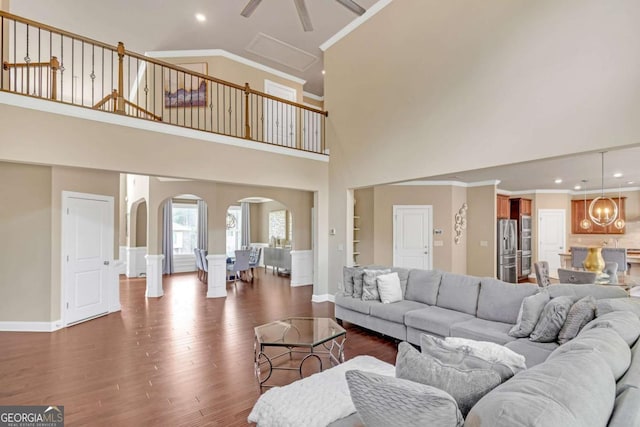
[2,0,640,425]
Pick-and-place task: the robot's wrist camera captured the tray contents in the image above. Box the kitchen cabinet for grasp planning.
[571,198,626,234]
[510,198,532,283]
[497,194,510,219]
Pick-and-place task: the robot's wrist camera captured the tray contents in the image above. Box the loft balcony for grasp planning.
[0,11,328,157]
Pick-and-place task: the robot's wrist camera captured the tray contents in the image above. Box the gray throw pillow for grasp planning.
[420,334,524,382]
[342,267,357,296]
[597,298,640,319]
[529,296,574,343]
[557,295,596,344]
[509,290,550,338]
[396,342,502,416]
[582,310,640,346]
[352,269,365,299]
[346,370,464,427]
[362,269,391,301]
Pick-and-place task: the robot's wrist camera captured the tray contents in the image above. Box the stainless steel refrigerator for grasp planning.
[498,219,517,283]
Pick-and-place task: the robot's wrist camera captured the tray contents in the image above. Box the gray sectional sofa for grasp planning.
[330,267,640,426]
[335,267,627,367]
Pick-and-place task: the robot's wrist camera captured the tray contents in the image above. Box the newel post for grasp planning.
[244,82,251,139]
[50,56,59,101]
[116,42,125,114]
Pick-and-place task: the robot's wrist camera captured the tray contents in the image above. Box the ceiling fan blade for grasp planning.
[241,0,263,18]
[294,0,313,32]
[336,0,366,16]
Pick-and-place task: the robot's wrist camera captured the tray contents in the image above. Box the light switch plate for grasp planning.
[433,240,444,247]
[480,241,488,247]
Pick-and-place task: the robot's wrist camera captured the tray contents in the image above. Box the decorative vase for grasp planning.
[583,246,605,274]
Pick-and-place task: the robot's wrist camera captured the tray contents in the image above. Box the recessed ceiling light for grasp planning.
[321,70,326,75]
[627,181,634,185]
[195,13,206,22]
[554,178,563,184]
[613,172,623,178]
[574,185,581,190]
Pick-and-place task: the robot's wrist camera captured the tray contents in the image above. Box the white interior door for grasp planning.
[264,80,296,147]
[538,209,566,275]
[63,192,113,325]
[393,205,433,269]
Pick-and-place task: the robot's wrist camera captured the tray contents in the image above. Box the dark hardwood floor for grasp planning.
[0,269,398,426]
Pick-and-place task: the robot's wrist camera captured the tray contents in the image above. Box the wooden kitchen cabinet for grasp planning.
[571,198,626,234]
[510,198,532,218]
[497,194,510,219]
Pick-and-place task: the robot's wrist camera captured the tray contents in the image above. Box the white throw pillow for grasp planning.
[376,272,403,304]
[444,337,526,373]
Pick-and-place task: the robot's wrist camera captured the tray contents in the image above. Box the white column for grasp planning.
[207,254,228,298]
[145,254,164,297]
[126,247,148,278]
[291,250,314,287]
[109,260,123,312]
[118,246,127,274]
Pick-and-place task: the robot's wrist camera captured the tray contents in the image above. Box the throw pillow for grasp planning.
[596,298,640,319]
[396,342,502,416]
[362,269,391,301]
[442,336,526,376]
[508,290,550,338]
[346,370,464,427]
[377,272,403,304]
[529,296,574,343]
[342,266,357,296]
[420,335,525,382]
[352,269,366,299]
[581,310,640,346]
[557,295,597,344]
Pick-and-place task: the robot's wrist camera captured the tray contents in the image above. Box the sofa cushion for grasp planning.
[529,296,573,342]
[420,335,525,381]
[352,269,366,299]
[396,342,501,417]
[436,273,480,315]
[346,370,464,427]
[508,290,550,338]
[404,269,442,305]
[377,272,403,304]
[449,318,515,345]
[404,306,474,337]
[504,339,558,368]
[608,387,640,427]
[391,267,410,297]
[370,300,428,324]
[597,297,640,318]
[362,269,392,301]
[548,283,627,300]
[342,266,361,296]
[477,278,539,324]
[582,310,640,346]
[549,327,631,381]
[334,293,379,315]
[464,350,616,427]
[557,295,596,344]
[617,337,640,395]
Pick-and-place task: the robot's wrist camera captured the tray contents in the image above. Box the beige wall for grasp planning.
[354,187,374,266]
[255,200,289,243]
[466,185,496,277]
[324,0,640,293]
[135,201,147,247]
[50,166,120,320]
[0,162,52,322]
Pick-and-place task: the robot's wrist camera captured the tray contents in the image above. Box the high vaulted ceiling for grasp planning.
[10,0,381,97]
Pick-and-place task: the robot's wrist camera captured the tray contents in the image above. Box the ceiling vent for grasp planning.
[245,33,318,72]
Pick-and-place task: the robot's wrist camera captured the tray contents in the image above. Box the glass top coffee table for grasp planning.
[254,317,346,388]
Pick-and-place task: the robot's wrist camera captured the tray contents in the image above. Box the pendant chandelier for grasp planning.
[614,180,626,230]
[588,152,618,227]
[579,180,591,230]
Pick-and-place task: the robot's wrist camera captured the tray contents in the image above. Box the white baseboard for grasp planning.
[311,294,335,303]
[0,320,63,332]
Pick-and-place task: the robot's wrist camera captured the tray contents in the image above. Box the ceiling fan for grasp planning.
[240,0,366,32]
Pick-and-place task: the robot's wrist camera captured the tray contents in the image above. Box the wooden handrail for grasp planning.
[3,61,54,69]
[93,89,161,121]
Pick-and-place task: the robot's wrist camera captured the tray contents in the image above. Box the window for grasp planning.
[226,206,242,257]
[172,203,198,255]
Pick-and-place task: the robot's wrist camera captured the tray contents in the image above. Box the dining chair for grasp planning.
[227,249,251,283]
[557,268,597,284]
[200,249,209,283]
[602,248,627,274]
[603,262,619,284]
[533,261,551,287]
[249,247,262,277]
[194,248,203,281]
[570,247,588,270]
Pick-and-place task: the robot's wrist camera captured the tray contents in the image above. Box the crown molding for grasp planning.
[394,179,500,188]
[320,0,394,52]
[145,49,306,85]
[303,91,324,102]
[498,187,640,196]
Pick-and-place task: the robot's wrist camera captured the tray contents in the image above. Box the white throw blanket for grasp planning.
[248,355,395,427]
